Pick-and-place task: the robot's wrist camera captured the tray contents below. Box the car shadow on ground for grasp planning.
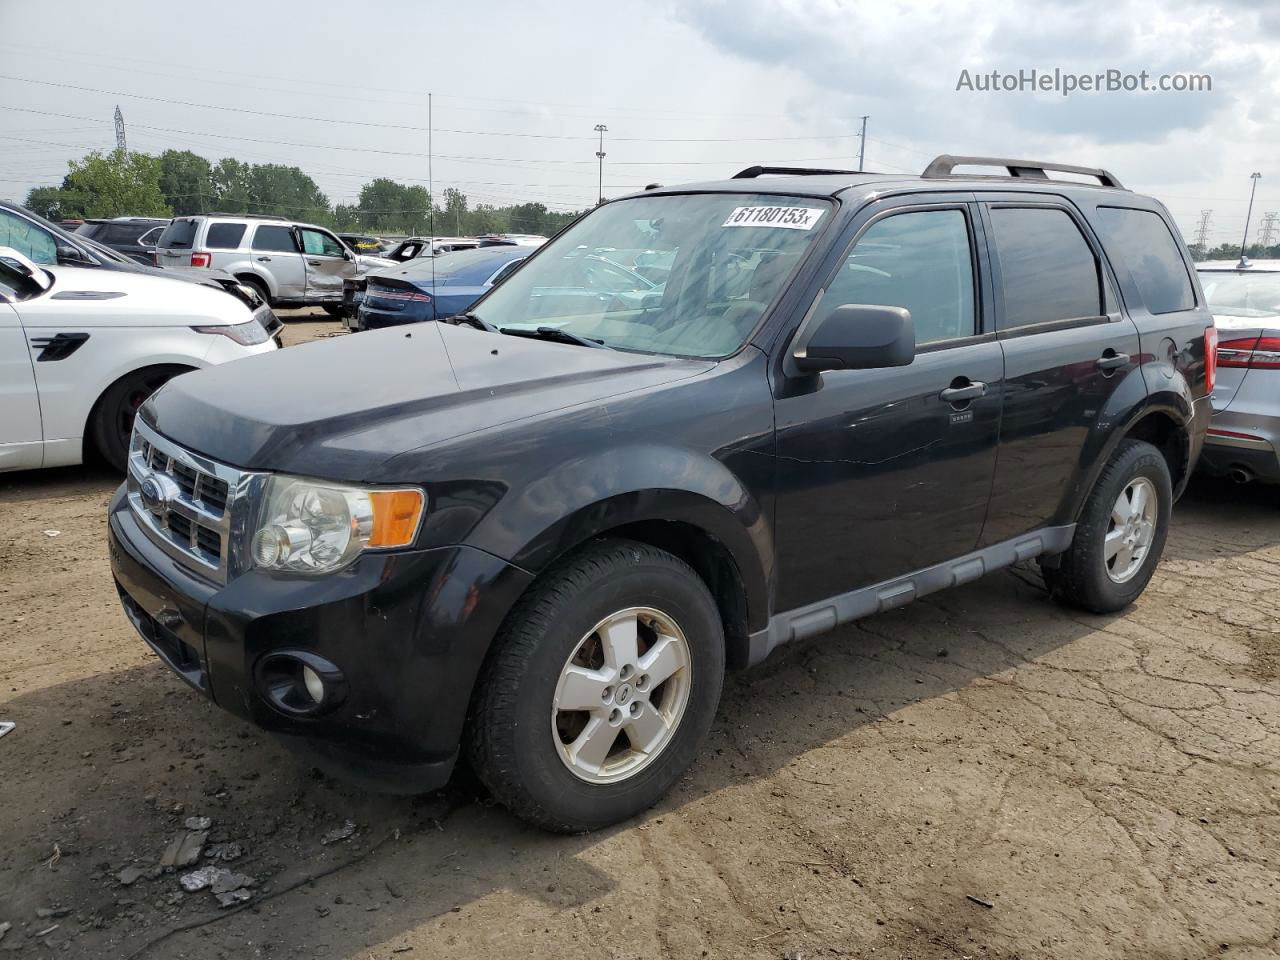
[1,561,1121,959]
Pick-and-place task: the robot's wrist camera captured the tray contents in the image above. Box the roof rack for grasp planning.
[922,155,1125,189]
[204,211,291,221]
[732,165,860,179]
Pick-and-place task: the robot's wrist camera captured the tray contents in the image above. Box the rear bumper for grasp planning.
[108,486,534,792]
[356,301,434,331]
[1199,431,1280,483]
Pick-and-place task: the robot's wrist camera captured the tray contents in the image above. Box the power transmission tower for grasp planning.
[1258,211,1278,248]
[594,124,608,205]
[114,105,127,152]
[1193,209,1213,250]
[857,115,869,172]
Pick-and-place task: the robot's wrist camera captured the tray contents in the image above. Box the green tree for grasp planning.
[246,164,330,222]
[53,149,171,218]
[355,178,431,233]
[25,183,88,220]
[158,150,214,215]
[210,158,253,214]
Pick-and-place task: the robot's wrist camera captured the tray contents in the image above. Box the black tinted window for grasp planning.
[818,209,976,344]
[990,207,1101,328]
[159,219,198,249]
[1096,207,1195,314]
[205,223,246,249]
[252,225,298,252]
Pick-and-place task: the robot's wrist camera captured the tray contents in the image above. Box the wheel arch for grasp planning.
[82,360,199,463]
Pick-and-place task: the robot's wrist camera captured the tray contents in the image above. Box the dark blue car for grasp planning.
[356,246,529,330]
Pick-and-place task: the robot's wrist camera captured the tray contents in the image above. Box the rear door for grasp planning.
[772,196,1005,611]
[976,198,1142,546]
[250,224,306,299]
[299,227,352,301]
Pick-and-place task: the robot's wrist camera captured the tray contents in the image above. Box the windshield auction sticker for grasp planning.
[722,206,826,230]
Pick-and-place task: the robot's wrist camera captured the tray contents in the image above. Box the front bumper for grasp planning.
[108,486,533,792]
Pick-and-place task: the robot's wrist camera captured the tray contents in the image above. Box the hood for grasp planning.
[143,323,713,479]
[355,254,395,274]
[30,264,252,328]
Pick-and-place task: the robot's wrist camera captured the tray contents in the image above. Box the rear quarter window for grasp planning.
[159,219,198,249]
[205,223,247,250]
[1095,207,1196,315]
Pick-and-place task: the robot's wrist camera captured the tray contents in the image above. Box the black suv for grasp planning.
[108,156,1213,832]
[76,216,170,264]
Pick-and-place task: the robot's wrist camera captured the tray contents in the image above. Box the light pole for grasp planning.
[594,123,608,205]
[1240,171,1261,265]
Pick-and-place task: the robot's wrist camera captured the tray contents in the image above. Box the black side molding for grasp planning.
[922,155,1125,189]
[746,524,1076,665]
[31,332,90,361]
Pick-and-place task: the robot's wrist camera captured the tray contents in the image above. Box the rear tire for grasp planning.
[322,303,344,318]
[1043,439,1172,613]
[468,538,725,833]
[90,366,190,471]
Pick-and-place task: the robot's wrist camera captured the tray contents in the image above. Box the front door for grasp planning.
[299,228,352,301]
[976,199,1143,546]
[0,299,43,470]
[772,199,1004,612]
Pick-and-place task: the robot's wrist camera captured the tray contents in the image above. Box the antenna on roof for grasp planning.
[428,91,436,294]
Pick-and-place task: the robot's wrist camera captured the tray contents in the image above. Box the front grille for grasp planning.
[126,420,248,584]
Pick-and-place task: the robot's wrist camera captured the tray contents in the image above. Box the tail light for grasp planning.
[369,284,431,302]
[190,252,211,268]
[1218,334,1280,370]
[1204,326,1218,395]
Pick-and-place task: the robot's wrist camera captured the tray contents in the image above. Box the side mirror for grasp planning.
[55,244,88,264]
[791,304,915,373]
[0,246,54,291]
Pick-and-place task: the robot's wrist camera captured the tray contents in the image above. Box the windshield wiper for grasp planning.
[443,312,499,332]
[499,326,612,349]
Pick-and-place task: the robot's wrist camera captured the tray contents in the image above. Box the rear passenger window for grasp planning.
[990,207,1102,329]
[252,225,298,253]
[1095,207,1196,314]
[819,208,976,345]
[205,223,246,249]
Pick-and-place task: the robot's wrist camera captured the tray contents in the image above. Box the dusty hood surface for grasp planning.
[142,323,711,480]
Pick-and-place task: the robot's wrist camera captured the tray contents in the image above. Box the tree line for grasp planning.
[24,149,585,237]
[1189,241,1280,262]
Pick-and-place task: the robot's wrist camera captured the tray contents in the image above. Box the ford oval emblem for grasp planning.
[139,475,167,517]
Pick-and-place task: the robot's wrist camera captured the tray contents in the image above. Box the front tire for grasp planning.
[468,539,725,833]
[1043,439,1172,613]
[90,366,189,471]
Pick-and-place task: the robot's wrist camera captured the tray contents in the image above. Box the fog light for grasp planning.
[302,664,325,704]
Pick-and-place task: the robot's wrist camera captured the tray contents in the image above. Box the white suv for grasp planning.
[155,214,392,314]
[0,248,278,473]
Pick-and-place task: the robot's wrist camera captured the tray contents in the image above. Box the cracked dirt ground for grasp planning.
[1,320,1278,960]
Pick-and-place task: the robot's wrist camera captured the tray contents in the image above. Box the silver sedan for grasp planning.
[1197,259,1280,484]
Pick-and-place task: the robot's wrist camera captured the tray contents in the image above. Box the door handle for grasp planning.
[1096,351,1130,371]
[307,259,322,266]
[256,256,272,262]
[940,381,987,404]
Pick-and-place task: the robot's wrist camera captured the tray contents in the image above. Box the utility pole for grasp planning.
[1258,211,1278,249]
[1240,171,1261,264]
[113,105,127,152]
[857,115,868,172]
[594,123,608,205]
[1192,209,1213,254]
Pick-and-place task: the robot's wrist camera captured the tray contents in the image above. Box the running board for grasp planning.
[746,525,1075,665]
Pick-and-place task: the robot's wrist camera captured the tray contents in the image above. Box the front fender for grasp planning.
[467,444,772,633]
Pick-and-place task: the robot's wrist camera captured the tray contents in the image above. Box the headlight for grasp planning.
[192,319,269,346]
[250,476,425,575]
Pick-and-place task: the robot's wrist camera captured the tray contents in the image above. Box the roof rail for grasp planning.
[204,211,291,221]
[733,165,860,179]
[922,155,1125,189]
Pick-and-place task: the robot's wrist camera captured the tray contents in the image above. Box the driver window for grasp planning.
[300,229,345,258]
[818,209,976,345]
[0,211,58,265]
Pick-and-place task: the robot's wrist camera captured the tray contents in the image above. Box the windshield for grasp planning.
[471,193,832,358]
[1198,270,1280,318]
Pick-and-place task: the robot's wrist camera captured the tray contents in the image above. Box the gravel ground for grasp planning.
[1,313,1277,959]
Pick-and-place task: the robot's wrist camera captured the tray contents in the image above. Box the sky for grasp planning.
[1,0,1275,246]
